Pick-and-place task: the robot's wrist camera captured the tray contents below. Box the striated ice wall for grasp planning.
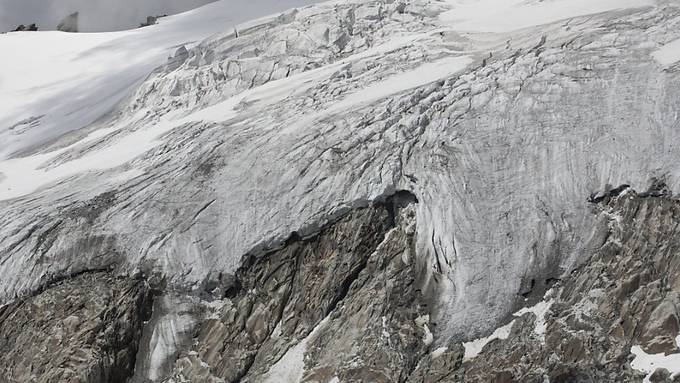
[1,0,680,344]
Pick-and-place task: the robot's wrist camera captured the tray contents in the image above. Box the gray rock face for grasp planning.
[6,185,677,382]
[57,12,79,33]
[11,24,38,32]
[159,192,430,382]
[0,271,151,382]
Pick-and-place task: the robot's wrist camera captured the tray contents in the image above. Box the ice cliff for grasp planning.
[1,0,680,381]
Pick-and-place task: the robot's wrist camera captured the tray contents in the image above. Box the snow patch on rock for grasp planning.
[514,298,555,340]
[261,314,332,383]
[463,320,514,361]
[630,335,680,383]
[463,293,555,361]
[431,346,448,359]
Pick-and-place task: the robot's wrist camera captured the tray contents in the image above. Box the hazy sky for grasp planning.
[0,0,217,32]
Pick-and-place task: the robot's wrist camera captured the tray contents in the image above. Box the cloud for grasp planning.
[1,0,216,32]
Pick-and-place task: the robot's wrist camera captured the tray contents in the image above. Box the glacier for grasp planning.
[1,0,680,381]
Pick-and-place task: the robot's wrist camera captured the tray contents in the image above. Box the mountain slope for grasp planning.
[1,0,680,381]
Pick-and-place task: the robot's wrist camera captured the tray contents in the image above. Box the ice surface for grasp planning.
[652,38,680,66]
[0,54,471,201]
[146,296,195,381]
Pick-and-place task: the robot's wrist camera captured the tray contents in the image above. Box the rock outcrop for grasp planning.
[156,192,432,383]
[139,16,166,28]
[5,186,676,382]
[0,271,152,382]
[57,12,79,33]
[12,24,38,32]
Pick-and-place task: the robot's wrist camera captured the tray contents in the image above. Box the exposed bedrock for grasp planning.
[160,191,432,382]
[1,186,679,383]
[0,271,152,383]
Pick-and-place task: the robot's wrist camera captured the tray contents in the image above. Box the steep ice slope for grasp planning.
[1,0,680,380]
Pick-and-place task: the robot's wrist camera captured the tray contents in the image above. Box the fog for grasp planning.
[0,0,217,32]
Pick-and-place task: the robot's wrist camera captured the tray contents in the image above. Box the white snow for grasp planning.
[0,53,471,201]
[431,346,448,359]
[462,320,514,361]
[0,55,309,201]
[280,55,472,135]
[0,0,677,358]
[440,0,654,33]
[463,294,555,361]
[415,314,435,346]
[261,315,332,383]
[0,0,323,160]
[381,316,390,339]
[630,335,680,383]
[326,56,473,114]
[271,322,282,339]
[0,112,204,201]
[422,324,434,346]
[652,38,680,66]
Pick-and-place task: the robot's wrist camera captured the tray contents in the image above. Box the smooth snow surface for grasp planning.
[630,336,680,382]
[440,0,654,32]
[0,0,321,160]
[327,56,473,112]
[652,38,680,66]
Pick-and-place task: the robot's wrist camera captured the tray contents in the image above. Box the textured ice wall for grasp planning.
[1,0,680,342]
